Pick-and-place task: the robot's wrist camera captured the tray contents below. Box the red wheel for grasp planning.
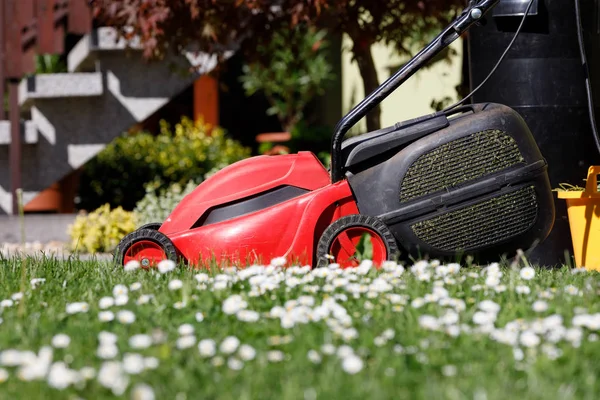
[123,240,167,268]
[114,229,179,268]
[316,215,400,268]
[328,227,387,268]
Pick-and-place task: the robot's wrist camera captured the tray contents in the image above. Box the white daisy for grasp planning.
[51,334,71,349]
[519,267,535,280]
[157,260,176,274]
[341,354,363,374]
[168,280,183,291]
[117,310,136,324]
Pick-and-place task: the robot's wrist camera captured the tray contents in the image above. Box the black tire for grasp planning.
[114,228,179,266]
[138,222,162,231]
[315,214,400,268]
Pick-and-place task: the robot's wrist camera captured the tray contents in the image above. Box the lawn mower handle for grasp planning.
[330,0,500,183]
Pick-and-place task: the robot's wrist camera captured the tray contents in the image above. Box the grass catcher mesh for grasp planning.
[410,186,538,252]
[399,130,525,202]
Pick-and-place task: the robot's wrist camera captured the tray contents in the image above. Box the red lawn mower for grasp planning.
[115,0,555,269]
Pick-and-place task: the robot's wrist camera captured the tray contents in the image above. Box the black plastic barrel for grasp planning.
[468,0,600,267]
[580,0,600,136]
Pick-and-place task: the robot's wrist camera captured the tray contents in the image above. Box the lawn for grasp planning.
[0,255,598,400]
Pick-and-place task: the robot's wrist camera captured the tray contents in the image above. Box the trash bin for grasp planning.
[468,0,600,266]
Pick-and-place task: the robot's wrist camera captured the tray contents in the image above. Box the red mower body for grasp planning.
[158,152,358,266]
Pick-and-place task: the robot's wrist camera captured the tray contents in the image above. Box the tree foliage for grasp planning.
[92,0,465,131]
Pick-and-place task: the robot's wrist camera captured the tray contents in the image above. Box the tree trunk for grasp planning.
[351,40,381,131]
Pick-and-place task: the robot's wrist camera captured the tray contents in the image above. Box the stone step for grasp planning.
[19,72,103,110]
[0,120,38,145]
[68,27,143,73]
[68,27,221,74]
[0,213,78,243]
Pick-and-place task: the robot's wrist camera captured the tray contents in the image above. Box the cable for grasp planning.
[575,0,600,156]
[442,0,536,113]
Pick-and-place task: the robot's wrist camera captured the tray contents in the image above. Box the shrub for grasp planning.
[239,26,335,133]
[68,204,137,254]
[78,117,251,211]
[134,180,198,227]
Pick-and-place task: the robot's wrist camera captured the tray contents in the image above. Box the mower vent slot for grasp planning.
[192,185,309,228]
[399,129,525,202]
[410,186,538,251]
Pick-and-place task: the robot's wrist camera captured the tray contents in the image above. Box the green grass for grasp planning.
[0,256,599,399]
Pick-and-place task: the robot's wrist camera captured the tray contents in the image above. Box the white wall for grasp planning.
[341,35,463,134]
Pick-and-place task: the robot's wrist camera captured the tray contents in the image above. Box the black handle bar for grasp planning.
[330,0,500,182]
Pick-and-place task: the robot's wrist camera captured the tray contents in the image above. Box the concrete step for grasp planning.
[0,213,77,243]
[0,120,38,145]
[19,72,103,110]
[68,27,221,74]
[68,27,143,73]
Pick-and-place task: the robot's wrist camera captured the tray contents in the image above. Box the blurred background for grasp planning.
[0,0,466,218]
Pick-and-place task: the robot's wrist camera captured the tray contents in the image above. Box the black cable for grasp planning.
[442,0,536,113]
[575,0,600,156]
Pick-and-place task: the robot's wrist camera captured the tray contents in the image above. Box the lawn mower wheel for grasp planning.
[138,222,162,231]
[114,228,178,268]
[316,214,400,268]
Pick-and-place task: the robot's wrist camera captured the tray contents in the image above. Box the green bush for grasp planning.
[239,26,335,133]
[134,180,198,227]
[78,117,251,211]
[68,204,137,254]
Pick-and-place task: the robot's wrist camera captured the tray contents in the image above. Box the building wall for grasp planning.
[341,36,463,134]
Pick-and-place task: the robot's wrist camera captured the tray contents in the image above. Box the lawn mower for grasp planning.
[114,0,555,269]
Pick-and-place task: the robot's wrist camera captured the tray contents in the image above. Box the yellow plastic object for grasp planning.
[557,166,600,271]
